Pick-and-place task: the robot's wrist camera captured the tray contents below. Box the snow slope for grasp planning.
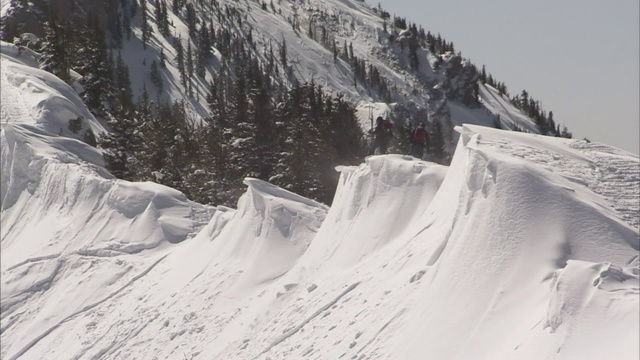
[1,32,639,360]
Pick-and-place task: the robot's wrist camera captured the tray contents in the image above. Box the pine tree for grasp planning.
[76,13,111,113]
[223,76,256,199]
[175,37,186,86]
[141,0,153,49]
[279,36,287,68]
[430,120,447,161]
[520,90,529,113]
[159,47,166,67]
[185,2,197,36]
[547,111,557,135]
[150,59,163,93]
[99,112,143,181]
[137,94,173,183]
[113,52,133,113]
[160,0,170,36]
[186,41,194,79]
[40,11,71,83]
[408,30,419,70]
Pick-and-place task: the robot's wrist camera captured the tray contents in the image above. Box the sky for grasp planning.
[376,0,640,154]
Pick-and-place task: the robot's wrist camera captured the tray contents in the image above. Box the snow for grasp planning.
[477,83,539,132]
[355,101,393,130]
[1,3,639,359]
[0,42,105,140]
[0,0,12,18]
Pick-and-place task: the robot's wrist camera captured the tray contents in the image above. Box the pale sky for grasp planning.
[376,0,639,154]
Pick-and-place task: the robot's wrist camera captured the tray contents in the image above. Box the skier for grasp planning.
[410,123,429,159]
[370,116,394,155]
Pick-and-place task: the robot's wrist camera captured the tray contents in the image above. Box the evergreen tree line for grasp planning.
[38,9,121,118]
[103,79,367,207]
[510,90,572,137]
[479,65,508,96]
[480,68,570,137]
[35,1,367,207]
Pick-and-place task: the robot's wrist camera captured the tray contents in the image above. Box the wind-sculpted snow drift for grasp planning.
[1,42,639,359]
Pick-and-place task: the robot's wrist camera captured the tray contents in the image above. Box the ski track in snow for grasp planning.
[6,254,168,360]
[5,253,62,271]
[260,282,360,356]
[0,59,36,125]
[570,142,640,230]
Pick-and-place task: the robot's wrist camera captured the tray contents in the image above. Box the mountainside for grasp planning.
[2,34,639,360]
[1,0,549,138]
[0,0,574,210]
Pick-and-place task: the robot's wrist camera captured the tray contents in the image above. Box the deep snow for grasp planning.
[2,36,639,359]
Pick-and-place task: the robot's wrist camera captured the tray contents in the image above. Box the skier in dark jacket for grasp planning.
[410,123,429,159]
[370,116,394,154]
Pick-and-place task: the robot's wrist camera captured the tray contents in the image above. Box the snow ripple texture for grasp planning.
[475,130,639,230]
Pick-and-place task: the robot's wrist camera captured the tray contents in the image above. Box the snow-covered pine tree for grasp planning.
[137,87,171,182]
[224,76,257,200]
[76,13,112,114]
[99,109,143,181]
[150,59,163,95]
[175,37,186,87]
[113,52,133,113]
[141,0,153,49]
[39,9,71,84]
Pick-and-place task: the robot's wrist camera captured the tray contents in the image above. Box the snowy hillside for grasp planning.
[2,35,639,360]
[1,0,544,144]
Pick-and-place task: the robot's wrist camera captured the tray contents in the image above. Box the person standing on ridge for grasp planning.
[410,122,429,159]
[370,116,394,155]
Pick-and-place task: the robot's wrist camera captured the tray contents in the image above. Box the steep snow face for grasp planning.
[202,178,328,292]
[301,155,448,269]
[389,125,638,359]
[0,172,327,359]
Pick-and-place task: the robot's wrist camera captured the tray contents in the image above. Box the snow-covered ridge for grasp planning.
[0,42,104,140]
